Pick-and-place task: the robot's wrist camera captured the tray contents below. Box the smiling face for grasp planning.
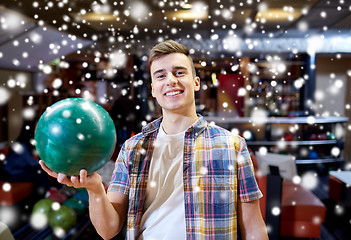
[150,52,200,116]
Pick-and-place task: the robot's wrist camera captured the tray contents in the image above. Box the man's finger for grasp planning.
[39,160,58,178]
[80,169,87,184]
[57,172,68,183]
[71,175,79,186]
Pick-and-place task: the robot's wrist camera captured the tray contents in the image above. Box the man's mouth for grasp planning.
[165,90,183,96]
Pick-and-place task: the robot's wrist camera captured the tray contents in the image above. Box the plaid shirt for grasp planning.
[108,114,262,239]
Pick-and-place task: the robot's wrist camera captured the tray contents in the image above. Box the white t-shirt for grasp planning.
[138,125,187,240]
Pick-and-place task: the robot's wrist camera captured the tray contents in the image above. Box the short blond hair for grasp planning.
[149,40,196,78]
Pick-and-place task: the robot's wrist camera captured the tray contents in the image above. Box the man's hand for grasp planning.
[39,160,103,194]
[39,160,128,240]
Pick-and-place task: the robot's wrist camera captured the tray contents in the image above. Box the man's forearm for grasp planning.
[88,183,124,240]
[38,162,124,239]
[239,200,269,240]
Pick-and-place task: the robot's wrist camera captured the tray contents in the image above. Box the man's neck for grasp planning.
[161,111,198,135]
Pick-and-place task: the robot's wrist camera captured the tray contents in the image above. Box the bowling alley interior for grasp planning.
[1,0,351,239]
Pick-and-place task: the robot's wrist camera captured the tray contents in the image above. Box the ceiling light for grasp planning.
[165,9,208,21]
[72,12,116,22]
[182,3,192,9]
[255,8,302,22]
[167,1,208,20]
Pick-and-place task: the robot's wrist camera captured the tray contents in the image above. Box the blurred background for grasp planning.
[0,0,351,239]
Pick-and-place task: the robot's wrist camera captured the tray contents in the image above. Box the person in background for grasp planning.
[110,87,137,151]
[40,40,268,239]
[3,121,50,194]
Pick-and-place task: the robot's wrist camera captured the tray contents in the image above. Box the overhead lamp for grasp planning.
[0,6,29,31]
[181,3,192,9]
[255,8,302,22]
[166,1,208,21]
[73,12,116,22]
[165,9,208,20]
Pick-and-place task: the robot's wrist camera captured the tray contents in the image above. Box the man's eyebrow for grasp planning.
[152,69,166,76]
[173,66,188,71]
[152,66,188,76]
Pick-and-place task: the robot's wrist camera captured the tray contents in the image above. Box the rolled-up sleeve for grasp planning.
[107,143,130,195]
[236,136,263,202]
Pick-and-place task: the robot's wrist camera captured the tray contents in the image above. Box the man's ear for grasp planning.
[151,82,155,97]
[194,76,200,91]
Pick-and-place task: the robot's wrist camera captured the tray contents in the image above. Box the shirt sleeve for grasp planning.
[236,136,263,202]
[107,143,130,195]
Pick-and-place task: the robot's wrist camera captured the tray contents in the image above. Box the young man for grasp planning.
[40,40,268,239]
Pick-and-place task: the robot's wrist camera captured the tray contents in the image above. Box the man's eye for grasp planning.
[175,71,185,76]
[156,74,165,79]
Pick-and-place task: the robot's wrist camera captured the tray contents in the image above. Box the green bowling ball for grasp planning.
[327,132,336,140]
[35,98,116,176]
[31,198,55,230]
[49,205,77,232]
[63,198,87,215]
[32,198,54,217]
[72,189,89,206]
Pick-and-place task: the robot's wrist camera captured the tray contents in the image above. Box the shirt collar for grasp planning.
[141,114,207,139]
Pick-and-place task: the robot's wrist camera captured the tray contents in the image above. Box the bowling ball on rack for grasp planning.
[310,134,318,140]
[283,132,294,141]
[32,198,54,218]
[63,198,87,215]
[318,133,327,140]
[49,205,77,232]
[72,189,89,207]
[327,132,336,140]
[46,187,68,204]
[31,198,55,230]
[35,98,117,176]
[308,150,319,159]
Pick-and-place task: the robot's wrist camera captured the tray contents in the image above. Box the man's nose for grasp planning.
[166,72,177,85]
